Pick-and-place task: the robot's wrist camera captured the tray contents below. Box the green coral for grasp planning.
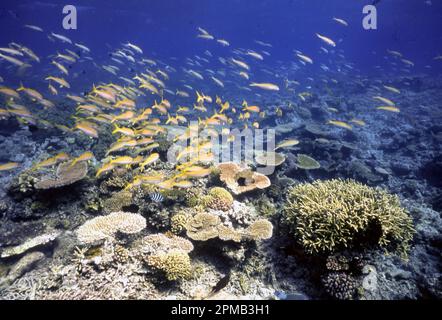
[203,187,234,211]
[282,179,414,258]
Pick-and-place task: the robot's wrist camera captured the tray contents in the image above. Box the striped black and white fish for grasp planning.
[149,192,164,203]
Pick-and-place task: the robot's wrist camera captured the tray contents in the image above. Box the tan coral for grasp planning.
[136,233,194,256]
[185,212,220,241]
[76,211,146,244]
[35,161,88,190]
[217,225,242,242]
[204,187,234,211]
[244,219,273,240]
[146,250,192,281]
[217,162,271,195]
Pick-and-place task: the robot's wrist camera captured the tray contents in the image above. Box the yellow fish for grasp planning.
[0,162,19,171]
[377,106,400,113]
[328,120,353,130]
[275,139,300,150]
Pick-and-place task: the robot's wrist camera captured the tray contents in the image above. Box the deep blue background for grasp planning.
[0,0,441,81]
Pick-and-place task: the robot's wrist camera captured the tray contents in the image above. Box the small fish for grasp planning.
[316,33,336,47]
[377,106,400,113]
[332,17,348,26]
[328,120,353,130]
[275,139,300,150]
[296,53,313,64]
[383,85,401,94]
[139,153,160,170]
[350,119,366,126]
[0,53,30,67]
[51,32,72,44]
[0,162,19,171]
[96,163,115,178]
[149,192,164,203]
[249,82,280,91]
[231,58,250,70]
[75,122,98,138]
[70,152,94,167]
[204,273,231,300]
[373,96,395,106]
[216,39,230,46]
[24,24,44,32]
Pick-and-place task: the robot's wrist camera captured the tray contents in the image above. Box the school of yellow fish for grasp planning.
[0,18,434,188]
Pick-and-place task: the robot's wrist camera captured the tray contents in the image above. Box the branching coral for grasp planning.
[76,211,146,244]
[217,162,271,195]
[35,161,88,190]
[283,179,415,257]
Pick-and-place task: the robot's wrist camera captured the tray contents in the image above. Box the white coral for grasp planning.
[76,212,146,244]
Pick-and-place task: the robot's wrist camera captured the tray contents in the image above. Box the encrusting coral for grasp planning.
[217,162,271,195]
[185,212,273,242]
[76,211,146,244]
[282,179,415,257]
[35,161,88,190]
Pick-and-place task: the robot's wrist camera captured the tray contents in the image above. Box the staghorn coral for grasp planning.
[283,179,415,257]
[204,187,234,211]
[103,190,133,213]
[217,162,271,195]
[76,211,146,244]
[146,250,192,281]
[35,161,88,190]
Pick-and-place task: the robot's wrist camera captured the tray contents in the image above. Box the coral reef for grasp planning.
[76,212,146,244]
[146,250,192,281]
[203,187,234,211]
[283,179,415,257]
[217,162,271,195]
[35,161,88,190]
[1,231,60,258]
